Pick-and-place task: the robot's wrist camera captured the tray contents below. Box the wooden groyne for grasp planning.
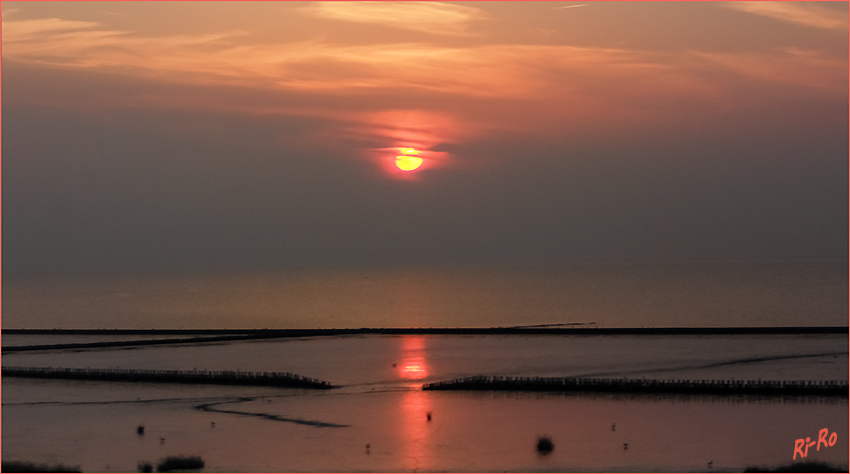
[423,376,849,397]
[2,366,335,389]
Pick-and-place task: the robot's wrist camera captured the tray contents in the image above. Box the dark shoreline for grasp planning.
[3,327,845,353]
[4,326,847,336]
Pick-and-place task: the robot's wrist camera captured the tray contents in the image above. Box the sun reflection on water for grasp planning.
[397,336,429,380]
[397,336,433,470]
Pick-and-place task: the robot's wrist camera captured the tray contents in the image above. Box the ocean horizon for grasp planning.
[3,260,846,331]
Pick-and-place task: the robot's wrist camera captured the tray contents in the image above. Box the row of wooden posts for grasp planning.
[4,366,847,396]
[1,366,335,389]
[423,375,849,396]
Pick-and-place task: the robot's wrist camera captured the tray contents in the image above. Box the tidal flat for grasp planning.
[2,333,847,472]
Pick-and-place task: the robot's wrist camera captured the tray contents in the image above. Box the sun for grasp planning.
[396,155,423,171]
[395,148,423,171]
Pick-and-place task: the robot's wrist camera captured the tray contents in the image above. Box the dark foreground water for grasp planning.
[2,333,847,472]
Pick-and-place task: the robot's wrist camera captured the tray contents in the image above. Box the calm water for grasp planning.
[3,261,847,329]
[3,334,848,472]
[2,261,848,472]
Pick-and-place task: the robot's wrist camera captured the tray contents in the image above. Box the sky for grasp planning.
[2,1,848,276]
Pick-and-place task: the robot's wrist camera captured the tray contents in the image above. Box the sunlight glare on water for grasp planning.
[399,336,429,380]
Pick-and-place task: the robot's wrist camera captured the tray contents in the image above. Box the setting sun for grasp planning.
[395,148,423,171]
[395,154,423,171]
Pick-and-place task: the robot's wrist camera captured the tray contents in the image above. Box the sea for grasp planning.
[2,260,848,472]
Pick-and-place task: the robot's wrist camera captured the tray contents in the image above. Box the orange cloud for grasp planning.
[299,1,485,36]
[4,8,846,160]
[5,12,844,107]
[1,17,103,39]
[726,2,848,31]
[0,20,707,102]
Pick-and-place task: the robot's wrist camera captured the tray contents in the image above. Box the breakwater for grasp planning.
[2,366,335,389]
[423,376,849,397]
[2,334,267,353]
[4,326,846,353]
[6,326,846,336]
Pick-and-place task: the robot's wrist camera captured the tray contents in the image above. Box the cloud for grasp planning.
[0,17,717,101]
[5,10,845,107]
[1,17,105,40]
[725,2,848,30]
[554,4,588,10]
[4,12,846,151]
[690,48,848,94]
[299,1,485,36]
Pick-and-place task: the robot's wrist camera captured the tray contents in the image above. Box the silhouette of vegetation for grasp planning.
[138,461,153,472]
[744,461,847,472]
[536,436,554,455]
[156,455,205,472]
[2,461,80,472]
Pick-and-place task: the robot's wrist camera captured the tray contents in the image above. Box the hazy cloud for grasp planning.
[691,48,848,94]
[7,14,842,110]
[5,11,846,163]
[554,4,588,10]
[300,1,485,36]
[2,17,105,40]
[726,2,848,31]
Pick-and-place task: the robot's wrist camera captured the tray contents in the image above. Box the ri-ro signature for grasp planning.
[793,428,838,460]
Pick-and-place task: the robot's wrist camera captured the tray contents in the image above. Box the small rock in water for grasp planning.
[536,436,554,455]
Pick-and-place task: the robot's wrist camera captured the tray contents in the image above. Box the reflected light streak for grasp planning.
[397,336,433,470]
[397,336,429,380]
[401,358,428,378]
[400,388,432,470]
